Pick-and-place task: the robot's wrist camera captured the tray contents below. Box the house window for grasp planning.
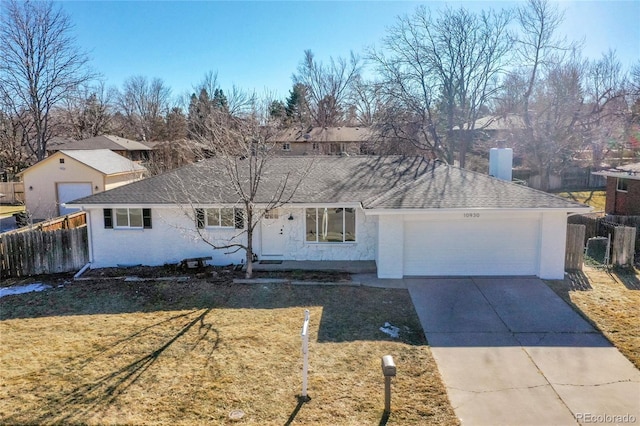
[59,158,65,164]
[617,178,628,192]
[109,208,152,229]
[312,142,319,151]
[305,207,356,243]
[195,208,244,229]
[282,143,291,151]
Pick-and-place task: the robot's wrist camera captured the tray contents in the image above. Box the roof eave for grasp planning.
[592,171,640,180]
[364,206,593,215]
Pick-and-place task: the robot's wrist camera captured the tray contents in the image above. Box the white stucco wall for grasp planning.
[538,212,568,279]
[86,203,569,279]
[86,205,377,268]
[87,207,248,268]
[375,215,404,278]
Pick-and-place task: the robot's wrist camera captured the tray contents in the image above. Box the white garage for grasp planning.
[403,215,540,276]
[57,183,93,216]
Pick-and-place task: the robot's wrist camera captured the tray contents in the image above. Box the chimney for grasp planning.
[489,146,513,181]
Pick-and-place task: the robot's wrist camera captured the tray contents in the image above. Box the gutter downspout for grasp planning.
[83,207,94,265]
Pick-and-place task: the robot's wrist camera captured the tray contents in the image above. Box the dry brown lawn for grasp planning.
[556,190,606,211]
[546,265,640,369]
[0,272,458,425]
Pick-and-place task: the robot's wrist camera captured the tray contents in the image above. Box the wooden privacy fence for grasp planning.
[0,213,89,278]
[565,224,586,270]
[0,182,25,204]
[569,214,640,249]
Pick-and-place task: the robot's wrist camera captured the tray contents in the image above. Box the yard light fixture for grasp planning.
[288,213,294,221]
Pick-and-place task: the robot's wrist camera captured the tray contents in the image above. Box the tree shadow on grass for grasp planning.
[1,308,218,425]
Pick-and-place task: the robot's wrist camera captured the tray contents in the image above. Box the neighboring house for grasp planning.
[48,135,152,162]
[593,162,640,215]
[269,127,373,155]
[20,149,146,220]
[456,114,526,145]
[69,156,589,280]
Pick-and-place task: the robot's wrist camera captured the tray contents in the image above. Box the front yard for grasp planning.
[0,271,458,425]
[546,265,640,369]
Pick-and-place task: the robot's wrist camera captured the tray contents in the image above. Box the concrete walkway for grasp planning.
[407,277,640,426]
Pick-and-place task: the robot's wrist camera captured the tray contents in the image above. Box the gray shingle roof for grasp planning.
[62,150,146,175]
[69,156,588,210]
[593,162,640,181]
[49,135,151,151]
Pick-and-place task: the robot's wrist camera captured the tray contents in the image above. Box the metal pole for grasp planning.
[301,309,310,399]
[384,376,391,413]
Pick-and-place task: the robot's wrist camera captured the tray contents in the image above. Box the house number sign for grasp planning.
[463,212,480,218]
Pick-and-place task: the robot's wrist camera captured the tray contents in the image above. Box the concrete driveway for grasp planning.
[407,277,640,426]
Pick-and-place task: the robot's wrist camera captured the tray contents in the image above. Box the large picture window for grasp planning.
[305,207,356,243]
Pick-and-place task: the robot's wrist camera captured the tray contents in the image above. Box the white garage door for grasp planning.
[403,216,540,276]
[57,183,92,216]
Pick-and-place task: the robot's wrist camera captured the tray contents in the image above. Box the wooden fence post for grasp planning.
[612,226,636,267]
[565,224,586,270]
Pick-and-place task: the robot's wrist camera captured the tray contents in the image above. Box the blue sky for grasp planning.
[59,1,640,103]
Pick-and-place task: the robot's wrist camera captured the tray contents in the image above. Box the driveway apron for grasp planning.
[407,277,640,426]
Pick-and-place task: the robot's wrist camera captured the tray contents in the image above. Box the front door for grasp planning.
[261,209,285,257]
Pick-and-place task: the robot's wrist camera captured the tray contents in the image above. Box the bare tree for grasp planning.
[293,50,361,127]
[515,56,586,189]
[172,94,312,278]
[0,0,93,161]
[347,76,384,127]
[515,0,576,131]
[580,50,629,165]
[0,98,32,179]
[116,75,172,141]
[370,5,513,165]
[510,0,587,189]
[58,82,113,139]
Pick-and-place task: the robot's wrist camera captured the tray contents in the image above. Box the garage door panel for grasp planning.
[404,218,539,276]
[57,183,92,216]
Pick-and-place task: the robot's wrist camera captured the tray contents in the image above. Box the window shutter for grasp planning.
[104,209,113,229]
[234,208,244,229]
[195,208,205,229]
[142,208,152,229]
